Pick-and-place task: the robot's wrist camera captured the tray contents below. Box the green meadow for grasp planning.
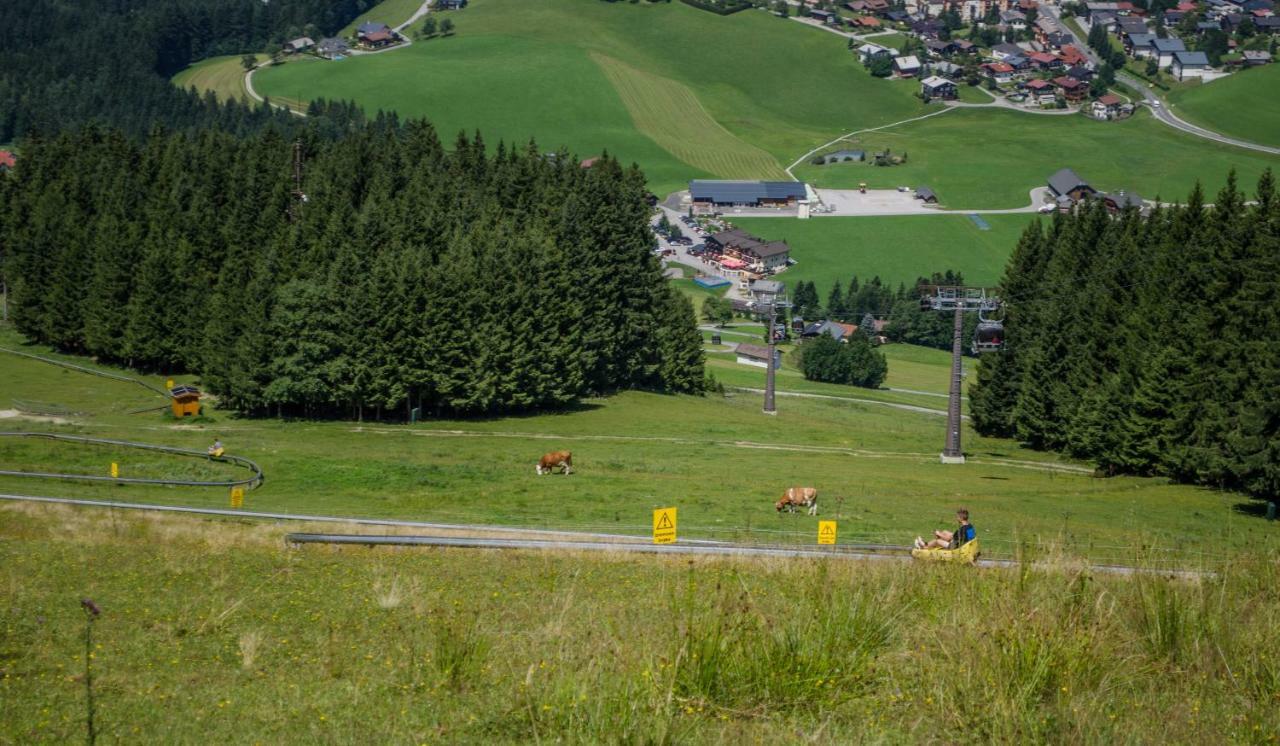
[254,0,921,194]
[1169,63,1280,149]
[2,326,1274,566]
[3,503,1277,743]
[733,213,1034,290]
[795,108,1280,208]
[172,54,265,103]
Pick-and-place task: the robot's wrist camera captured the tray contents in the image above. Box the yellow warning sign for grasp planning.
[165,378,174,390]
[653,507,677,545]
[818,520,837,545]
[230,486,245,509]
[110,462,119,479]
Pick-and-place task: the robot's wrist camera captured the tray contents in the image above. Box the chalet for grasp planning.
[1024,77,1058,104]
[1116,17,1150,38]
[1102,191,1144,212]
[1151,37,1187,67]
[810,9,836,23]
[284,37,315,53]
[885,9,911,22]
[1058,46,1090,67]
[1090,11,1119,31]
[982,61,1016,84]
[821,149,866,164]
[1171,50,1211,79]
[1195,20,1223,33]
[1256,17,1280,32]
[1161,10,1187,27]
[1034,15,1066,45]
[915,186,939,203]
[921,75,958,100]
[1053,75,1087,102]
[705,228,793,273]
[858,42,897,62]
[910,19,944,38]
[953,39,978,55]
[925,39,958,57]
[1005,54,1032,72]
[356,22,398,49]
[1242,49,1273,65]
[1126,33,1158,57]
[1027,51,1063,70]
[436,0,468,8]
[0,150,15,171]
[735,343,782,369]
[854,15,884,28]
[991,42,1025,61]
[1091,93,1126,119]
[894,55,923,77]
[802,321,850,342]
[1000,9,1028,29]
[749,279,785,301]
[316,37,350,58]
[933,60,964,77]
[691,181,808,210]
[1048,168,1096,202]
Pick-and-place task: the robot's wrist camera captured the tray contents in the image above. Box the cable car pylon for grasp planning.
[918,286,1004,464]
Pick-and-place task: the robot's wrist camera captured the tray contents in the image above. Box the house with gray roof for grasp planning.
[820,149,865,164]
[1152,37,1187,67]
[316,37,350,58]
[1047,168,1096,203]
[1172,50,1211,79]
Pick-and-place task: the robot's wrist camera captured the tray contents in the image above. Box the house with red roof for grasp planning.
[1053,75,1087,102]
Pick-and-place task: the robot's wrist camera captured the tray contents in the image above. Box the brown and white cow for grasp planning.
[775,487,818,516]
[536,450,573,475]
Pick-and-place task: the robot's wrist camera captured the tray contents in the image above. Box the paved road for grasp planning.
[1041,4,1280,156]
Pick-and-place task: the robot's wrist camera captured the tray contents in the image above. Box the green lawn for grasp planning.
[338,0,425,37]
[5,504,1276,743]
[733,213,1033,290]
[794,107,1280,208]
[255,0,922,194]
[1,325,1273,565]
[1169,63,1280,149]
[171,54,264,103]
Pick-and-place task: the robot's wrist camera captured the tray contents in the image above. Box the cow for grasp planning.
[536,450,573,476]
[775,487,818,516]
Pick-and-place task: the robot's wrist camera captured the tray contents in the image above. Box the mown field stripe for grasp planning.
[591,52,789,181]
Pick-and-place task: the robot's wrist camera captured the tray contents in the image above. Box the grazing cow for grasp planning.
[775,487,818,516]
[536,450,573,475]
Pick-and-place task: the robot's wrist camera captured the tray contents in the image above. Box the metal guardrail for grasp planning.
[0,433,264,489]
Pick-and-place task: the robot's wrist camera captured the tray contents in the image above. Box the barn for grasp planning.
[690,180,808,210]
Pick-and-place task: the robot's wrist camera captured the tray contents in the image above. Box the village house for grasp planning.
[1152,37,1188,67]
[1242,49,1273,66]
[316,37,350,59]
[1053,75,1087,102]
[1091,93,1131,119]
[1027,51,1063,71]
[356,22,397,49]
[921,75,958,100]
[1057,45,1090,67]
[1171,50,1212,79]
[990,42,1026,61]
[857,42,897,62]
[1048,167,1097,206]
[894,55,923,77]
[982,61,1017,84]
[284,37,315,54]
[436,0,467,7]
[1024,77,1058,104]
[1102,191,1145,213]
[915,186,939,203]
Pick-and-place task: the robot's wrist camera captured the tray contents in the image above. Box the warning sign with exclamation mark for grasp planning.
[653,507,677,544]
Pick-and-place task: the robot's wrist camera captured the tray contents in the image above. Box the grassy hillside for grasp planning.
[1169,64,1280,149]
[338,0,424,37]
[794,108,1280,208]
[2,326,1274,565]
[254,0,921,194]
[171,54,265,103]
[3,503,1276,743]
[734,213,1034,290]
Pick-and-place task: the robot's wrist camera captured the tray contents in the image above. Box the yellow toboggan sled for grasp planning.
[911,539,980,564]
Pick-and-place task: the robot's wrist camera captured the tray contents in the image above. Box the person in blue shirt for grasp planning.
[915,509,975,550]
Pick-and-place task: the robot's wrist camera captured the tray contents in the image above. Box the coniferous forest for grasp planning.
[0,125,705,418]
[971,172,1280,501]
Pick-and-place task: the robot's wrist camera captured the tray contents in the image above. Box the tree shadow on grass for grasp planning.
[1231,500,1276,521]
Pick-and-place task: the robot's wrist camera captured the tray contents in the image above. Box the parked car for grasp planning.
[1037,203,1056,214]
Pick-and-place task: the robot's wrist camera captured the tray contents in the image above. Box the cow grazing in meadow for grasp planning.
[776,487,818,515]
[536,450,573,475]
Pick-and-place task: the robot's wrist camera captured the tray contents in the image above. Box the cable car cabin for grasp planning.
[169,385,202,418]
[972,321,1004,354]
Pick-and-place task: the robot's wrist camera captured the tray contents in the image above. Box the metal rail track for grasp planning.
[0,433,264,489]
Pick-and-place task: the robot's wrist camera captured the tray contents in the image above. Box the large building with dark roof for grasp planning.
[689,180,808,210]
[705,227,791,274]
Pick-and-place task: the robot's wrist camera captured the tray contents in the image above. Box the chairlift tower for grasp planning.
[288,139,306,223]
[758,289,792,416]
[919,286,1003,464]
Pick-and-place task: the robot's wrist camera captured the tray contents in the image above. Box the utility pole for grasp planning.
[920,286,1003,464]
[288,139,305,223]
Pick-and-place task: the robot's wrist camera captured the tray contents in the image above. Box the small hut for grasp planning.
[170,385,202,418]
